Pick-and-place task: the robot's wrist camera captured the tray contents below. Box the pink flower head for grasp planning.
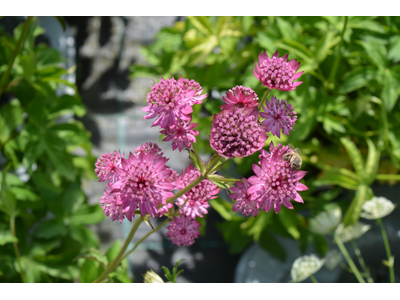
[221,85,259,112]
[160,120,199,152]
[209,107,268,159]
[260,96,297,138]
[142,76,207,129]
[229,178,260,217]
[253,50,303,92]
[175,164,220,218]
[95,150,123,184]
[166,215,201,247]
[247,142,308,214]
[98,143,175,220]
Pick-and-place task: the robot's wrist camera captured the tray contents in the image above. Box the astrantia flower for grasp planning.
[309,204,342,235]
[95,150,123,184]
[175,164,220,218]
[143,270,164,283]
[229,178,260,217]
[247,142,308,214]
[253,50,303,92]
[98,143,175,221]
[324,249,342,271]
[209,107,267,159]
[260,96,297,138]
[361,196,396,220]
[290,254,325,283]
[221,85,259,112]
[160,120,199,152]
[335,222,371,243]
[166,215,201,247]
[142,77,207,129]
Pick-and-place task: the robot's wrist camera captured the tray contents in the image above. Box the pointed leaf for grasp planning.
[340,137,365,180]
[364,139,380,185]
[381,69,399,112]
[343,185,373,226]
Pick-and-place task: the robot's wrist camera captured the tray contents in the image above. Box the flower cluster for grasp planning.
[142,77,207,152]
[253,50,303,92]
[229,143,308,215]
[166,215,201,247]
[175,164,220,218]
[95,143,175,222]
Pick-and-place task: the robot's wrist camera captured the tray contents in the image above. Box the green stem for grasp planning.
[310,274,319,283]
[258,88,271,110]
[351,240,374,283]
[92,217,142,283]
[334,234,366,283]
[377,218,395,283]
[328,16,348,87]
[375,174,400,181]
[121,219,169,261]
[166,175,204,204]
[10,217,25,283]
[0,16,33,97]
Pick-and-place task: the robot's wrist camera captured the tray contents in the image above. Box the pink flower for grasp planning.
[142,77,207,129]
[260,96,297,138]
[221,85,259,112]
[175,164,220,218]
[253,50,303,92]
[166,215,201,247]
[209,107,268,159]
[246,142,308,214]
[229,178,260,217]
[160,120,199,152]
[98,143,175,221]
[95,151,123,184]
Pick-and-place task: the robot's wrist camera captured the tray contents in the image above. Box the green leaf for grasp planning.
[19,52,36,80]
[74,249,108,269]
[209,197,235,221]
[69,204,105,225]
[340,137,365,180]
[0,99,23,138]
[0,225,18,245]
[61,182,85,216]
[381,69,399,112]
[52,17,66,31]
[39,264,79,281]
[106,240,121,262]
[322,114,346,134]
[35,45,64,68]
[360,36,388,69]
[215,220,252,254]
[33,219,67,239]
[258,230,286,262]
[188,16,214,35]
[339,66,376,94]
[69,224,99,248]
[314,234,329,256]
[364,139,380,185]
[343,184,373,226]
[348,19,386,33]
[248,210,273,240]
[277,209,301,240]
[29,239,60,257]
[242,16,253,35]
[207,174,237,191]
[9,186,40,202]
[79,259,102,283]
[0,164,18,217]
[187,144,205,174]
[162,259,185,283]
[388,35,400,63]
[276,17,297,41]
[314,31,340,64]
[313,172,359,190]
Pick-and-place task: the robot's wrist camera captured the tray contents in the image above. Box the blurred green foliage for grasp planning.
[0,17,129,282]
[131,16,400,259]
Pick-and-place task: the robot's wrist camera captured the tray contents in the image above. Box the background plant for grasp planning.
[0,17,130,283]
[130,16,400,262]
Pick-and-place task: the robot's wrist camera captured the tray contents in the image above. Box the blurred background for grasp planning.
[0,16,399,283]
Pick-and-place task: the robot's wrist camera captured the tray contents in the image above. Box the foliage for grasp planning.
[0,17,128,283]
[131,16,400,259]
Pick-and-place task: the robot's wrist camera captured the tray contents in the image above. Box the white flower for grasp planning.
[324,249,342,270]
[309,204,342,235]
[290,254,325,283]
[361,197,396,220]
[335,222,371,243]
[143,269,164,283]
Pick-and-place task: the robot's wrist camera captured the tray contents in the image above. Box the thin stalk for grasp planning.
[258,88,271,110]
[328,16,348,87]
[121,219,169,261]
[92,217,142,283]
[0,16,33,97]
[351,240,374,283]
[166,175,204,204]
[10,217,25,283]
[334,234,366,283]
[377,218,395,283]
[310,274,319,283]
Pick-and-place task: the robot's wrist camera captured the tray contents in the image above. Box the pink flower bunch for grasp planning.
[260,96,297,138]
[175,164,220,218]
[166,215,201,247]
[253,50,303,92]
[210,86,267,158]
[142,76,207,152]
[95,143,175,222]
[229,142,308,215]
